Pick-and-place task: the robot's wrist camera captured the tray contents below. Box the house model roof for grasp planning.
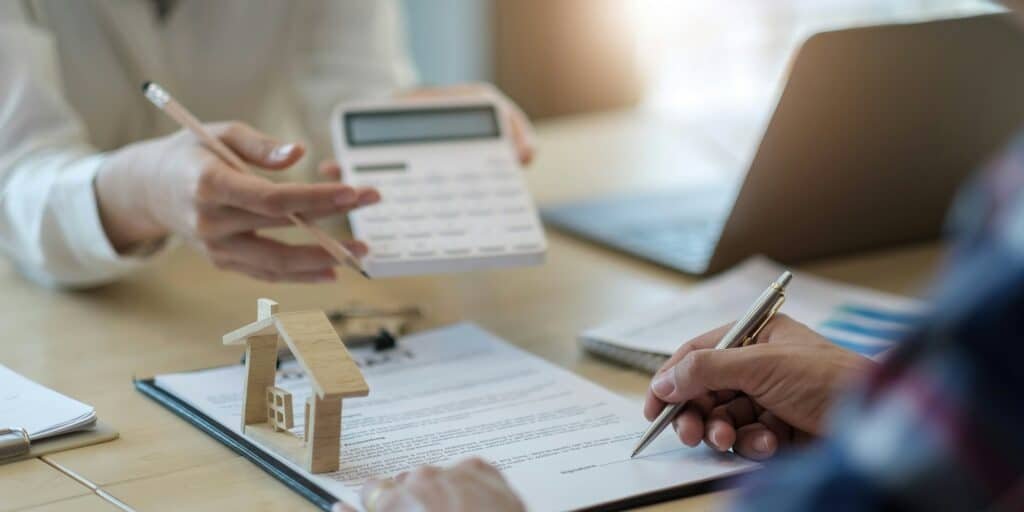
[223,310,369,400]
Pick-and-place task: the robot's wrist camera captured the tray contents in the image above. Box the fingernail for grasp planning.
[754,433,771,453]
[651,371,675,397]
[269,143,296,162]
[334,189,356,205]
[710,429,723,448]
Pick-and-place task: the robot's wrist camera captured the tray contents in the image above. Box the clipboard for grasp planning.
[134,376,736,512]
[0,422,119,465]
[134,377,339,511]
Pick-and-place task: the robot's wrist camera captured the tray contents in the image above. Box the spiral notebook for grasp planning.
[0,364,117,463]
[580,257,927,373]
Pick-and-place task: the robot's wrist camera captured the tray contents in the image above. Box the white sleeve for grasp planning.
[290,0,419,162]
[0,3,166,289]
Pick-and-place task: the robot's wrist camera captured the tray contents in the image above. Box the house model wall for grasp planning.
[223,298,369,473]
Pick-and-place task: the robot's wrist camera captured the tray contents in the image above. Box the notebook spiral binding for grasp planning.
[580,338,669,374]
[0,427,31,460]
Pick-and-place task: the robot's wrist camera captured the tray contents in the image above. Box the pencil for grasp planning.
[140,81,369,279]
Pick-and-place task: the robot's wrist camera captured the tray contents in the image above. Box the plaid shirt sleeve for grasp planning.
[732,133,1024,512]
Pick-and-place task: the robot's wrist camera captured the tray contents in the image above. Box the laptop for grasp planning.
[542,14,1024,275]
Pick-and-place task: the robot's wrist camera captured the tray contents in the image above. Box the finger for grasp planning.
[318,160,343,181]
[361,479,399,510]
[756,411,794,448]
[455,458,504,481]
[506,109,534,166]
[705,400,750,452]
[406,465,442,481]
[672,406,705,447]
[197,201,362,239]
[734,423,779,461]
[341,239,370,258]
[209,233,340,274]
[658,324,734,373]
[650,344,768,404]
[215,261,280,282]
[208,122,305,170]
[671,390,718,446]
[402,467,446,507]
[332,502,357,512]
[356,187,382,207]
[201,167,366,217]
[644,324,734,420]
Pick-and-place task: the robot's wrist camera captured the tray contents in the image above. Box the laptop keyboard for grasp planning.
[541,187,729,274]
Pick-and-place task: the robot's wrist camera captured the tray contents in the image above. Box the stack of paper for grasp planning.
[0,365,96,440]
[581,256,926,372]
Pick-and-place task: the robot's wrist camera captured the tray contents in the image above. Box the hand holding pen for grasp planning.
[636,273,876,460]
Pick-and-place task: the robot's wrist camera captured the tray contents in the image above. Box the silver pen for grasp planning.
[630,270,793,459]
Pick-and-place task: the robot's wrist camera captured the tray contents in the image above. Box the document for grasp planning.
[582,256,926,361]
[155,323,756,511]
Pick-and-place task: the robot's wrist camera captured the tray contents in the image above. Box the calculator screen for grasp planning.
[345,106,499,147]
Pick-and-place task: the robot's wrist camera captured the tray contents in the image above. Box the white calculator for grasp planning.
[331,97,547,278]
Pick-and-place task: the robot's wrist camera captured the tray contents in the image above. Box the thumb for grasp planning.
[650,347,761,404]
[210,122,305,170]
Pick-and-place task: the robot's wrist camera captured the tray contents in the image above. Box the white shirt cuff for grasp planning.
[26,153,173,287]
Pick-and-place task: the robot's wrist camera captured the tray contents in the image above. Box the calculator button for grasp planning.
[398,212,427,221]
[427,192,455,202]
[478,244,506,254]
[513,242,543,252]
[506,224,534,233]
[434,210,461,219]
[466,208,494,217]
[457,172,482,183]
[393,194,421,204]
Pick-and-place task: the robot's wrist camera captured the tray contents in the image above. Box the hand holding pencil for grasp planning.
[92,82,378,282]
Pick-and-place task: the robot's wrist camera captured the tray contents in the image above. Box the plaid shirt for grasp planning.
[733,133,1024,511]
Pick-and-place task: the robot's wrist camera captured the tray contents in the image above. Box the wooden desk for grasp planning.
[2,110,944,511]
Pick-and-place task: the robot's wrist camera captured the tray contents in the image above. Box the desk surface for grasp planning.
[2,109,944,511]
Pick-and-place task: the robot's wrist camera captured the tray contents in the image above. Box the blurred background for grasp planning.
[404,0,1002,126]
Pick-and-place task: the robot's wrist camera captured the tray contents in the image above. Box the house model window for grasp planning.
[223,298,370,473]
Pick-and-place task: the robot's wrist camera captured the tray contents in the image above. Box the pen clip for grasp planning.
[741,294,785,347]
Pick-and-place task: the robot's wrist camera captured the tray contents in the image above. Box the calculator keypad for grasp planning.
[348,156,546,270]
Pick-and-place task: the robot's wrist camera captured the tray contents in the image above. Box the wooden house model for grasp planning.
[223,298,369,473]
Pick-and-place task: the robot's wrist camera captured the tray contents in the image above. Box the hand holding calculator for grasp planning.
[331,97,547,278]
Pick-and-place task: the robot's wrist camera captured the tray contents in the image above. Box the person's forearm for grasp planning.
[0,149,161,287]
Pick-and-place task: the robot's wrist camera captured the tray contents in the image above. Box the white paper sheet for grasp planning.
[155,323,756,511]
[582,256,926,360]
[0,364,96,440]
